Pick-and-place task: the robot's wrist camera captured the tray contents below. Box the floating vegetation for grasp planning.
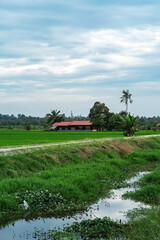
[65,217,126,239]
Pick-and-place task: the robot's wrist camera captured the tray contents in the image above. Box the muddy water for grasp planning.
[0,172,149,240]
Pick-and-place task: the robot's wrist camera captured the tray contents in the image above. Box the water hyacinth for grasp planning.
[14,190,79,213]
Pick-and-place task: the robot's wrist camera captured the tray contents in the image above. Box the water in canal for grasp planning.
[0,172,149,240]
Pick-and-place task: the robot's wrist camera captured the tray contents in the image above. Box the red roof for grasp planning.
[52,121,92,127]
[52,122,70,127]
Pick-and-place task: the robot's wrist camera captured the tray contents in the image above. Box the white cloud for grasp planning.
[0,0,160,117]
[1,27,160,79]
[132,81,160,90]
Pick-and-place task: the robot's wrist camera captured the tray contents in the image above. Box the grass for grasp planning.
[126,207,160,240]
[1,136,160,180]
[0,130,122,147]
[0,136,160,240]
[0,136,160,229]
[123,165,160,204]
[0,130,159,147]
[0,160,124,221]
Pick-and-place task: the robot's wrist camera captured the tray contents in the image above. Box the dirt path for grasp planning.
[0,134,159,154]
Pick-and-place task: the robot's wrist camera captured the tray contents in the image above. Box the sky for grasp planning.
[0,0,160,117]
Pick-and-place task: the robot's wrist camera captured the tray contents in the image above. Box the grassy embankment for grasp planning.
[0,130,159,147]
[0,136,160,239]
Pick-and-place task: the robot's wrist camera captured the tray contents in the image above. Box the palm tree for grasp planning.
[121,113,138,136]
[120,89,133,114]
[46,110,65,125]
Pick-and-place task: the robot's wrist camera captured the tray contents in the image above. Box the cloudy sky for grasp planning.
[0,0,160,117]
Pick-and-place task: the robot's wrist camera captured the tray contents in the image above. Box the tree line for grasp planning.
[0,113,89,130]
[0,90,159,131]
[0,112,159,130]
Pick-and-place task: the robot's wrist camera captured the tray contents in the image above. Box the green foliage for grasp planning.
[33,230,77,240]
[0,137,160,181]
[121,113,138,136]
[46,109,65,125]
[0,130,127,147]
[0,114,46,128]
[0,194,19,212]
[124,166,160,204]
[0,130,159,147]
[108,113,123,131]
[0,137,160,227]
[89,101,110,130]
[64,207,160,240]
[138,116,160,129]
[0,130,124,147]
[91,113,106,130]
[0,113,160,131]
[0,158,125,222]
[126,207,160,240]
[66,217,125,239]
[15,190,72,213]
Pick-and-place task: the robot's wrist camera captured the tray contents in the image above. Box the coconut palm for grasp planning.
[120,89,133,114]
[46,110,65,125]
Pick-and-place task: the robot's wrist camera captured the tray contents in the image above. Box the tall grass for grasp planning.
[124,165,160,204]
[126,207,160,240]
[1,137,160,180]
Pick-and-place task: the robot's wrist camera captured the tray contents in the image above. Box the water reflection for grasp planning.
[0,172,149,240]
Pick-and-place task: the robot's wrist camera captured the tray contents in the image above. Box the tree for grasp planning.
[46,110,65,125]
[89,102,110,131]
[121,113,138,136]
[119,111,127,117]
[108,114,123,131]
[91,114,106,131]
[120,90,133,114]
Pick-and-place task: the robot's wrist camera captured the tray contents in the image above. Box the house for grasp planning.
[51,121,93,131]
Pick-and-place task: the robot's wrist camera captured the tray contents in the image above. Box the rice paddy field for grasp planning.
[0,136,160,239]
[0,130,159,147]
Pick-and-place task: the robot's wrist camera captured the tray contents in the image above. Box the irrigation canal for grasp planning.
[0,172,150,240]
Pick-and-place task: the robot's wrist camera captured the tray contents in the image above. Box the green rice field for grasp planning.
[0,130,159,147]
